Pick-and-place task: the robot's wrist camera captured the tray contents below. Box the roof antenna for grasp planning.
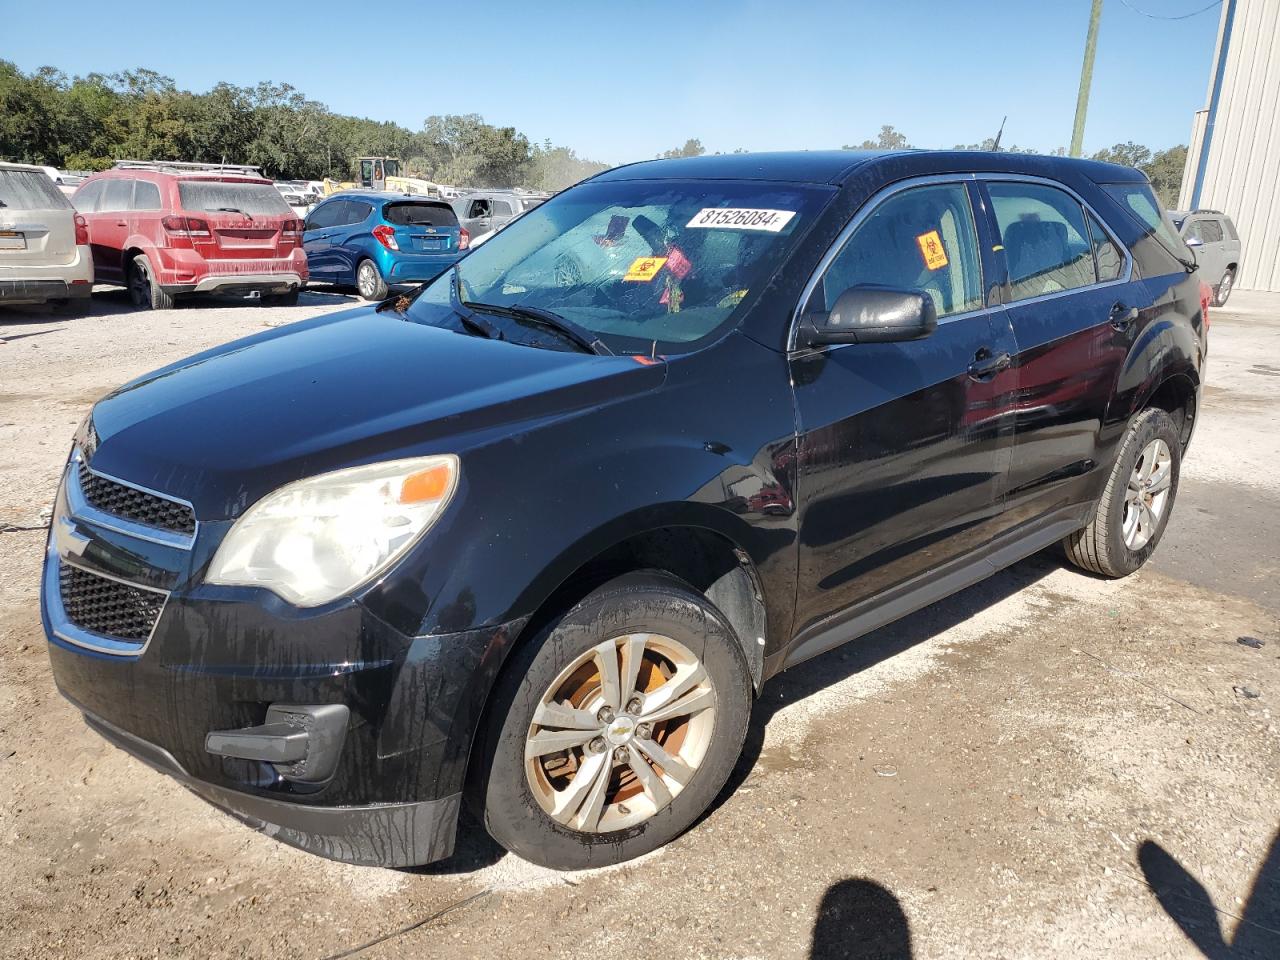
[991,116,1007,152]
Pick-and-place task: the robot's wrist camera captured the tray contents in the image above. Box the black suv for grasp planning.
[43,151,1205,870]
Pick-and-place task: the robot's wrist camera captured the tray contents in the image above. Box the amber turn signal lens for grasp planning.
[399,464,453,503]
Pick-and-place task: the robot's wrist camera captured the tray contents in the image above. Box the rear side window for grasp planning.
[340,201,372,225]
[178,181,292,216]
[1086,212,1124,282]
[1223,219,1238,241]
[0,168,72,210]
[383,202,458,227]
[1102,182,1187,261]
[100,178,135,213]
[132,180,162,211]
[818,182,983,319]
[988,182,1096,301]
[491,199,514,217]
[1199,220,1224,243]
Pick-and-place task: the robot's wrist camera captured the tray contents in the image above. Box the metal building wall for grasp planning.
[1179,0,1280,292]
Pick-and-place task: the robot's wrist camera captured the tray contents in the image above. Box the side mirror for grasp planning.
[798,286,938,348]
[1185,236,1204,248]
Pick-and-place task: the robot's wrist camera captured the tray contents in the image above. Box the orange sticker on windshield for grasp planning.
[916,230,949,270]
[623,256,667,282]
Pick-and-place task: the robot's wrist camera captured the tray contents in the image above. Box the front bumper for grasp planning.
[42,448,525,866]
[75,701,462,867]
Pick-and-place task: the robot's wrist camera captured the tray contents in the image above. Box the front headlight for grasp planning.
[206,455,458,607]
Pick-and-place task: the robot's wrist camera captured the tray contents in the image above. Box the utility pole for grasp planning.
[1070,0,1104,157]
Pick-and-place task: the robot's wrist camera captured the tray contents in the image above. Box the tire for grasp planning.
[263,289,300,306]
[126,255,174,311]
[355,259,388,301]
[470,571,752,870]
[1213,269,1234,307]
[1064,408,1181,578]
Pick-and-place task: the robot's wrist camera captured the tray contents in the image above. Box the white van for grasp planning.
[0,162,94,309]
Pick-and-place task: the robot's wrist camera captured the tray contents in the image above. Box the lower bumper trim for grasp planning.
[80,705,461,868]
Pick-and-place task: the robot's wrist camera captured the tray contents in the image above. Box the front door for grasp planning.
[303,200,346,281]
[790,180,1017,639]
[86,177,136,283]
[979,179,1135,526]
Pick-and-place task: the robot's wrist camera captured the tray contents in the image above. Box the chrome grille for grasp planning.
[77,460,196,536]
[57,563,164,644]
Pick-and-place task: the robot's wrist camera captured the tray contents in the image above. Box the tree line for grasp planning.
[0,63,1189,203]
[0,61,611,191]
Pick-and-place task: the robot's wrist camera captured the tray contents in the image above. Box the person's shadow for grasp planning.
[810,878,913,959]
[1138,832,1280,958]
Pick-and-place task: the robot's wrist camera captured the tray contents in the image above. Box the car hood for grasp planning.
[87,307,665,519]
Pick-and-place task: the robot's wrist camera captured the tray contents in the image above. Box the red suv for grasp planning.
[72,162,307,309]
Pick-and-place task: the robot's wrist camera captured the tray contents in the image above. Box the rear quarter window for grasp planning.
[178,181,292,217]
[383,202,458,227]
[0,168,72,210]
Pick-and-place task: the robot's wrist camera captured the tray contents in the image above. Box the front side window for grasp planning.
[72,179,105,213]
[409,178,832,354]
[306,200,343,231]
[469,199,491,218]
[815,183,983,319]
[988,182,1096,301]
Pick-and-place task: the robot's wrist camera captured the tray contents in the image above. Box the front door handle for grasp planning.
[968,348,1011,381]
[1110,302,1138,331]
[115,220,128,227]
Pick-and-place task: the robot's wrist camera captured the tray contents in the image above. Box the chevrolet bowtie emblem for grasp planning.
[53,516,91,559]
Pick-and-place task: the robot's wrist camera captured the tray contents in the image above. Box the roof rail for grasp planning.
[113,159,265,177]
[1191,208,1223,215]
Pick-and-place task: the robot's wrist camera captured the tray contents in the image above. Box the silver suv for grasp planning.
[0,162,94,310]
[1170,209,1241,307]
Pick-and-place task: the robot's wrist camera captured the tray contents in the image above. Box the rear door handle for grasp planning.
[115,220,128,227]
[968,349,1010,381]
[1110,302,1138,330]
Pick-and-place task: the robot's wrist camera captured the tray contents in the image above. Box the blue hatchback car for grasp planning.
[302,192,466,300]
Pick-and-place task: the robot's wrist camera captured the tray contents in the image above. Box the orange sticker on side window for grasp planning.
[623,256,668,282]
[916,230,949,270]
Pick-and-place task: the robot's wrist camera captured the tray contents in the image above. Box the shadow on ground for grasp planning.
[1139,830,1280,958]
[810,877,913,959]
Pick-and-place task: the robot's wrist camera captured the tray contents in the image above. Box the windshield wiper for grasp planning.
[446,263,502,340]
[214,206,253,220]
[464,301,613,356]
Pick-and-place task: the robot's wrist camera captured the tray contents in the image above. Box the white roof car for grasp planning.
[0,161,94,309]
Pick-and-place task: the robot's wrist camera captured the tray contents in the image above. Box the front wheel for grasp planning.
[1064,407,1181,578]
[1213,269,1234,307]
[470,572,752,870]
[355,259,388,301]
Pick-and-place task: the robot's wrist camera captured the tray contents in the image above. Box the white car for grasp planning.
[0,162,94,310]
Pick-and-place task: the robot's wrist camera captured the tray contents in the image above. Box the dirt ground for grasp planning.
[1,288,1277,960]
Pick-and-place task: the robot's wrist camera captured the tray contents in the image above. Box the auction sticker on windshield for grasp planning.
[686,208,796,232]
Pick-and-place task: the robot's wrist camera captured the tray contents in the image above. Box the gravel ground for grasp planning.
[1,288,1277,960]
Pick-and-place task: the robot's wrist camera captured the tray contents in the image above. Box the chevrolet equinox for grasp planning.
[42,151,1205,870]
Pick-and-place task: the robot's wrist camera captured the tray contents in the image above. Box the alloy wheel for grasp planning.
[357,262,378,298]
[1122,437,1172,550]
[525,633,717,833]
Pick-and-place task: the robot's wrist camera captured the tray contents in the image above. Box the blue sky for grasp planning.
[3,0,1222,162]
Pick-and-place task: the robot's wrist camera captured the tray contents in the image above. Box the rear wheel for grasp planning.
[1064,407,1181,578]
[471,572,752,870]
[1213,269,1234,307]
[355,259,388,301]
[126,255,174,311]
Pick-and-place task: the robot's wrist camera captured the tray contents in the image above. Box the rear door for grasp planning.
[0,167,79,271]
[88,178,136,282]
[303,200,346,281]
[790,179,1018,637]
[490,197,517,231]
[979,178,1134,526]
